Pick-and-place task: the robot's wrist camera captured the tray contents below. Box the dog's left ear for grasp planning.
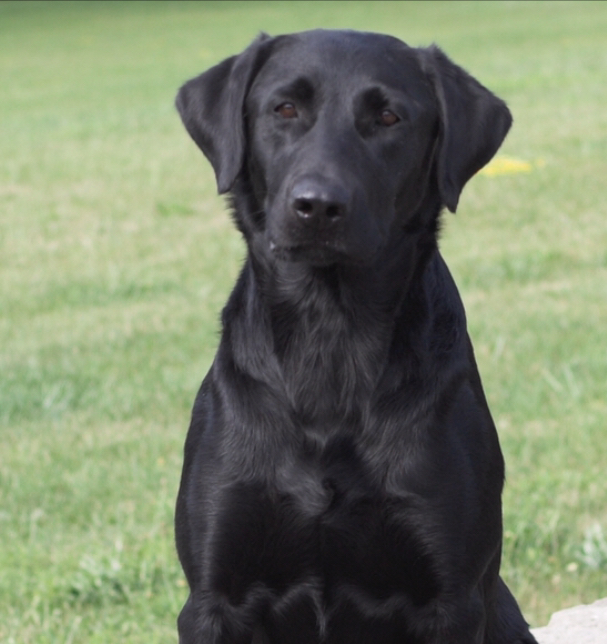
[421,46,512,213]
[176,33,274,194]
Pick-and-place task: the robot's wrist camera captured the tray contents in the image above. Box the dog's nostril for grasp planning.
[294,198,314,217]
[325,204,342,219]
[293,196,346,222]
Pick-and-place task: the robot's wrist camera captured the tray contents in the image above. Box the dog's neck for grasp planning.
[220,219,453,427]
[268,262,397,424]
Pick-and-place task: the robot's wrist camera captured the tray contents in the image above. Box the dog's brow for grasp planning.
[360,86,390,109]
[273,76,315,102]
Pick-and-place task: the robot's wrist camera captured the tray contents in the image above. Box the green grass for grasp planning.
[1,1,606,640]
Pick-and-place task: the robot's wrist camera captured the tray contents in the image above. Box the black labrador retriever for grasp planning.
[174,29,537,644]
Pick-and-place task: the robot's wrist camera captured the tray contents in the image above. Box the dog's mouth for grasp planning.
[268,239,358,266]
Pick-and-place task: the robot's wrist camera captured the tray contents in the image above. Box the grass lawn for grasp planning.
[1,1,606,640]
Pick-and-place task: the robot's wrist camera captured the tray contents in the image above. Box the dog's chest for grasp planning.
[210,437,438,615]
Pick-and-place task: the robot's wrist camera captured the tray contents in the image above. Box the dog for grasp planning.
[174,29,537,644]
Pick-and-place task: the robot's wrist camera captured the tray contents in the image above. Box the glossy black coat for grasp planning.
[174,29,535,644]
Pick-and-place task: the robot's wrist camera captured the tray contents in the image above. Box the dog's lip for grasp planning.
[268,239,358,265]
[269,238,336,253]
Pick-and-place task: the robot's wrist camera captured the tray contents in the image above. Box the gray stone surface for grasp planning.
[531,598,607,644]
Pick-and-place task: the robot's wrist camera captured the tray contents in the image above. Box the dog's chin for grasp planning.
[268,240,370,267]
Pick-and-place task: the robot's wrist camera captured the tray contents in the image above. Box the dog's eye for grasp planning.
[275,102,298,119]
[379,109,399,127]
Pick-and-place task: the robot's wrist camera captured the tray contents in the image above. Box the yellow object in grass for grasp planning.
[479,155,534,177]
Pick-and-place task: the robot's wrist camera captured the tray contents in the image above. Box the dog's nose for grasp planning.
[291,180,349,226]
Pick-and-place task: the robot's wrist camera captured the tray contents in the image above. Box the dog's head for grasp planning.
[176,30,511,266]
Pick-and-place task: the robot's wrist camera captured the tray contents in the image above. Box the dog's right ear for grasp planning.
[420,46,512,213]
[175,34,273,194]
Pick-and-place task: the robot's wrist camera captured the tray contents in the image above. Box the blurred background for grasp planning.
[1,1,606,641]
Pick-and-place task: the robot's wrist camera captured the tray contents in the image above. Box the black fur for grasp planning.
[174,29,536,644]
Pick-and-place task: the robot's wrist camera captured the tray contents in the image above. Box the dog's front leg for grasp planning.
[178,589,270,644]
[423,592,487,644]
